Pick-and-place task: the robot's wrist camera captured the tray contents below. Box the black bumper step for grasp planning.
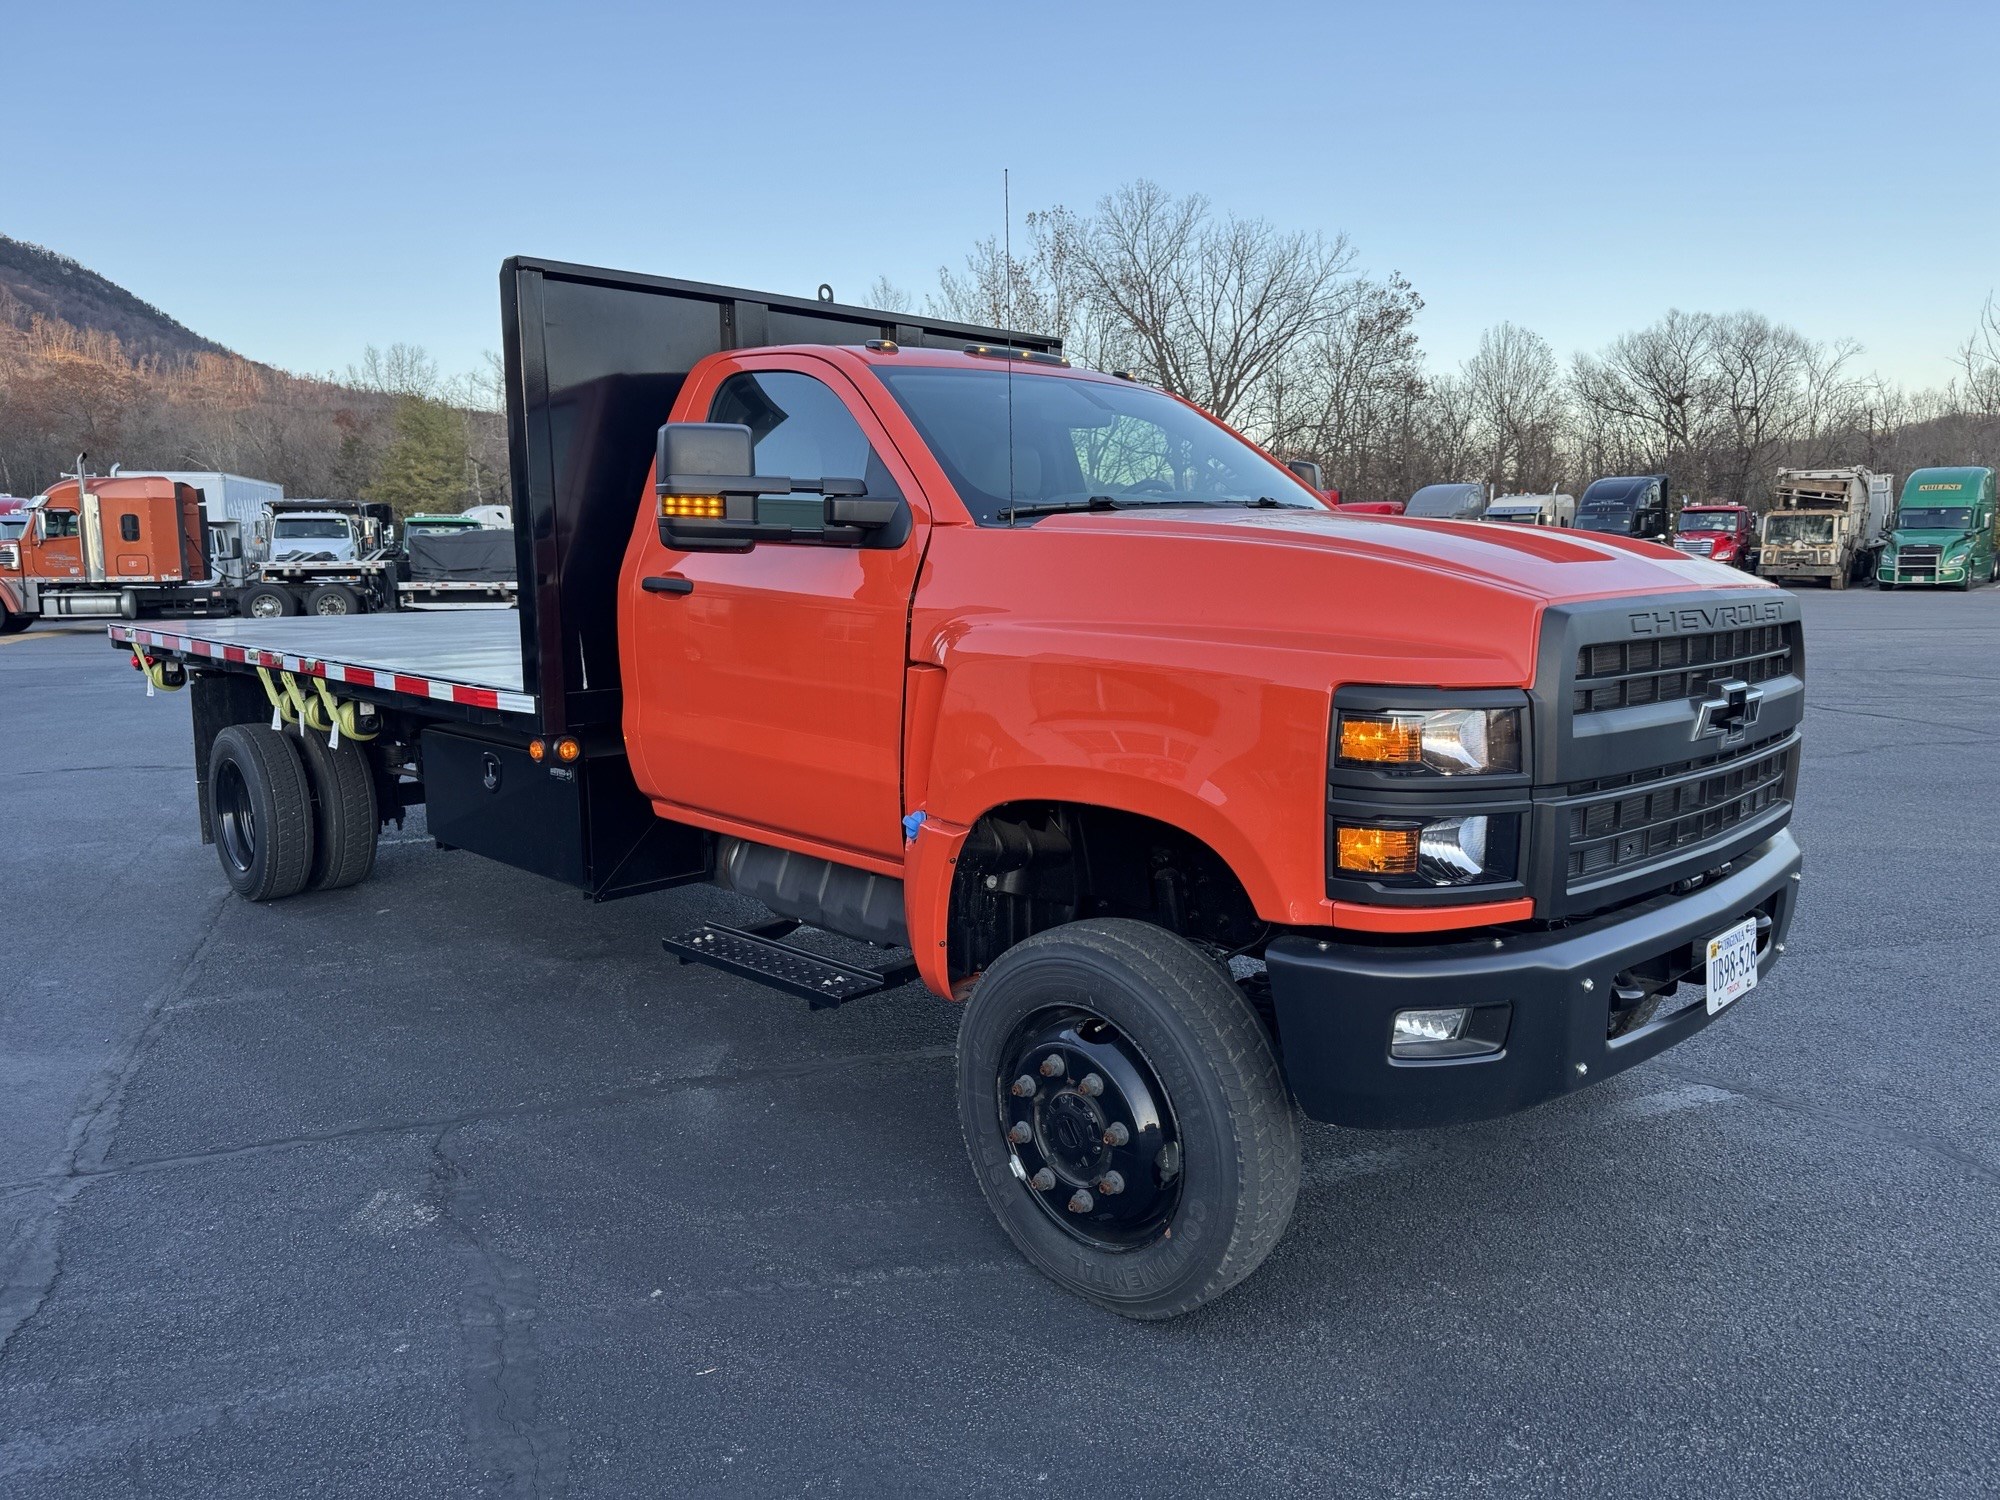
[663,921,917,1009]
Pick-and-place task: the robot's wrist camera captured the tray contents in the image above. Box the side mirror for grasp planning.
[656,423,909,550]
[1286,459,1324,491]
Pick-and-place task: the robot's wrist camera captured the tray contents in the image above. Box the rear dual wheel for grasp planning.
[956,919,1300,1320]
[209,723,377,900]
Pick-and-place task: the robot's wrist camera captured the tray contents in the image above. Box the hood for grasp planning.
[921,506,1772,692]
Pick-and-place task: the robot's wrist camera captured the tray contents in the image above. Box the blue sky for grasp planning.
[9,0,1995,388]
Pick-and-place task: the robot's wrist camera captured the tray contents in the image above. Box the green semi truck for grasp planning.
[1878,467,1999,590]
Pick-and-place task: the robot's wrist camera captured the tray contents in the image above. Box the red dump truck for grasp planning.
[107,260,1805,1318]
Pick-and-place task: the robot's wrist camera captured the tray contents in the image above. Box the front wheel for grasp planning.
[0,611,33,634]
[242,584,298,618]
[956,919,1300,1320]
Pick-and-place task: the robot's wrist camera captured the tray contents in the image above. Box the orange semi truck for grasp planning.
[108,261,1805,1318]
[0,474,227,631]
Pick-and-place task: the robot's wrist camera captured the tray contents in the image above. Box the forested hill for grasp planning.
[0,234,232,363]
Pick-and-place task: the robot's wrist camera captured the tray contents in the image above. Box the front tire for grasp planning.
[956,919,1300,1320]
[0,611,33,634]
[210,724,315,901]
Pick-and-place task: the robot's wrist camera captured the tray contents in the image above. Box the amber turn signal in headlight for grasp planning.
[660,493,726,519]
[1336,825,1419,876]
[1336,707,1522,776]
[1338,716,1423,766]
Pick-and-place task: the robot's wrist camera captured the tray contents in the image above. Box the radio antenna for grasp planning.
[1004,168,1016,524]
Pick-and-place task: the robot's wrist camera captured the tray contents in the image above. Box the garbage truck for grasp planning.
[1756,467,1892,589]
[105,258,1806,1319]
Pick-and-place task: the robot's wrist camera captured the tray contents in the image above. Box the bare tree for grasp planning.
[1463,322,1565,494]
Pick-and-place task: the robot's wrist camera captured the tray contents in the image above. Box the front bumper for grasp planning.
[1267,831,1801,1128]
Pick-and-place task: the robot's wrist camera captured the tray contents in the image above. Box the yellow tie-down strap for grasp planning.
[129,645,185,695]
[255,668,377,746]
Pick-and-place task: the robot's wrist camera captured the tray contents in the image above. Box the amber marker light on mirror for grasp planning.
[1335,825,1419,876]
[660,494,726,519]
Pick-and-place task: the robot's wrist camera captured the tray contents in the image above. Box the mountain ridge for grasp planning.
[0,233,234,363]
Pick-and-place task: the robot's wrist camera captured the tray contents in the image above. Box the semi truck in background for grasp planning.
[1404,482,1487,520]
[1756,467,1892,589]
[1574,475,1671,540]
[105,258,1806,1320]
[1483,493,1575,527]
[0,474,224,630]
[1878,467,1998,589]
[1674,503,1757,570]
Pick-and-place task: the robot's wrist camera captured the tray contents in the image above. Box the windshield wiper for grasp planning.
[1001,495,1304,523]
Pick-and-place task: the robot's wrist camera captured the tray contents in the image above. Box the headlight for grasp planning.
[1334,813,1520,887]
[1336,707,1522,776]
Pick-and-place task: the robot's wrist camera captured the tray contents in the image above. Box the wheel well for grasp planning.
[947,802,1262,979]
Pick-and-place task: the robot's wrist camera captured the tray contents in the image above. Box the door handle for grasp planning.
[642,575,693,596]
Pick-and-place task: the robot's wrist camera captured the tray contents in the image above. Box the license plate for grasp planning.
[1704,918,1760,1015]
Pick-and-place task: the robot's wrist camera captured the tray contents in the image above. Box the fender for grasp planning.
[0,576,27,617]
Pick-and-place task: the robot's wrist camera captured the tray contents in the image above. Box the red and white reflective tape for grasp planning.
[107,624,534,715]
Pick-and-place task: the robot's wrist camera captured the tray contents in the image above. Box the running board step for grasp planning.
[663,921,918,1009]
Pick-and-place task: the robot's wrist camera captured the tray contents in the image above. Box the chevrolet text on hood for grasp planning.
[100,262,1806,1320]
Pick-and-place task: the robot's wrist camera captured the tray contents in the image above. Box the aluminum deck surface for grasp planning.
[110,609,534,715]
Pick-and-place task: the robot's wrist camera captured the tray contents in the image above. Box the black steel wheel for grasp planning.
[209,724,315,901]
[956,918,1300,1320]
[997,1008,1183,1250]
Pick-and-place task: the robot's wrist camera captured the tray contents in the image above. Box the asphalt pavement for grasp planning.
[2,594,1997,1498]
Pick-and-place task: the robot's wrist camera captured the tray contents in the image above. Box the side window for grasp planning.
[120,512,141,542]
[45,510,79,539]
[709,370,899,528]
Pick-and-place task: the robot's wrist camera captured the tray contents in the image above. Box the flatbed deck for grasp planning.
[109,611,535,717]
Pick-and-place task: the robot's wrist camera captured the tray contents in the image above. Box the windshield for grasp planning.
[1487,509,1537,524]
[1894,508,1973,531]
[1575,506,1631,532]
[1679,512,1737,532]
[1766,515,1836,544]
[0,516,24,540]
[872,367,1324,524]
[274,519,351,539]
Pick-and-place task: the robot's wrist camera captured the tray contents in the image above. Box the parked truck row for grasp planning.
[105,259,1808,1318]
[0,476,516,631]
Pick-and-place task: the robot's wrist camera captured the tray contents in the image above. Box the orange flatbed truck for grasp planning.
[108,260,1804,1318]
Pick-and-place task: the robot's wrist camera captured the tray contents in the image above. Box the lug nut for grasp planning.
[1030,1168,1056,1191]
[1010,1075,1037,1098]
[1101,1122,1130,1147]
[1038,1054,1066,1079]
[1067,1189,1094,1213]
[1007,1121,1033,1145]
[1077,1072,1104,1098]
[1096,1171,1125,1196]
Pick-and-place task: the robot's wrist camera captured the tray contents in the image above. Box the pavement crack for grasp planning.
[430,1125,565,1497]
[0,890,232,1364]
[0,1044,957,1200]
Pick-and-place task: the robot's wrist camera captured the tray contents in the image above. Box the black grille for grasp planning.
[1565,737,1793,883]
[1573,623,1792,714]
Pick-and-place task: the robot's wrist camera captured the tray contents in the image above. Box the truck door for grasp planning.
[31,504,84,580]
[624,357,929,862]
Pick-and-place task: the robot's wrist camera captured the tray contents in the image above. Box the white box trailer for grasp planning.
[115,470,284,585]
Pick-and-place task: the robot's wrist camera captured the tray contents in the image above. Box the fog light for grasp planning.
[1392,1005,1507,1060]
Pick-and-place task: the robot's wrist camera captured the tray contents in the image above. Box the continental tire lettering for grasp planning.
[1628,599,1784,635]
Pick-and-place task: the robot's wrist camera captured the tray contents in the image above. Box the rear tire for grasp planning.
[305,584,363,616]
[242,584,298,618]
[293,730,378,890]
[209,725,315,901]
[956,918,1301,1320]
